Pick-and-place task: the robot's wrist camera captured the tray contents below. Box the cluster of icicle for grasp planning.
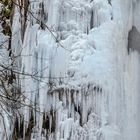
[9,0,112,139]
[21,84,105,140]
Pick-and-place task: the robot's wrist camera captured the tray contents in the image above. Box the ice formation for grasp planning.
[0,0,140,140]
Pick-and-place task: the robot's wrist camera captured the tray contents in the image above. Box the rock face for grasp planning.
[128,26,140,53]
[0,0,140,140]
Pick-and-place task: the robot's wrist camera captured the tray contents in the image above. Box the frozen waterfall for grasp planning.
[0,0,140,140]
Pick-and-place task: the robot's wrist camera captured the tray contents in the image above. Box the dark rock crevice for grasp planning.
[128,26,140,54]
